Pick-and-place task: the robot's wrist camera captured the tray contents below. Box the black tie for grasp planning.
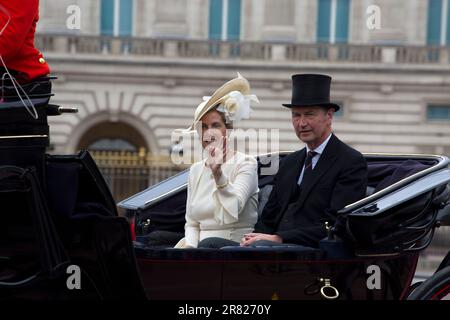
[289,150,318,203]
[302,150,318,183]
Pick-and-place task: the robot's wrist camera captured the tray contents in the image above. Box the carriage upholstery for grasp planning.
[257,159,432,217]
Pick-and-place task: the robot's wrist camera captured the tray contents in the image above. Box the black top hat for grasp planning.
[282,74,340,111]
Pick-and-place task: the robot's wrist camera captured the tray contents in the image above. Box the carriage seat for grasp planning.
[367,159,430,193]
[256,159,432,216]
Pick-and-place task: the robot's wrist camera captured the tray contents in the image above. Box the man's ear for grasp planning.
[327,108,334,118]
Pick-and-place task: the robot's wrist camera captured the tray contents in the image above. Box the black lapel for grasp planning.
[279,149,305,210]
[296,134,339,209]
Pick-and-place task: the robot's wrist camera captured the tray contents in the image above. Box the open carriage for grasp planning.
[119,152,450,300]
[1,78,449,300]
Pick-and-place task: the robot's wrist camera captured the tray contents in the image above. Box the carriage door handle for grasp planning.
[319,278,339,300]
[305,277,340,300]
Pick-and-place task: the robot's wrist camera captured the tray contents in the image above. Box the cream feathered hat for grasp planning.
[184,73,259,132]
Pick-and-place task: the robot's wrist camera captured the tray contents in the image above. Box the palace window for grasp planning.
[209,0,241,41]
[317,0,350,44]
[101,0,133,36]
[427,104,450,121]
[427,0,450,45]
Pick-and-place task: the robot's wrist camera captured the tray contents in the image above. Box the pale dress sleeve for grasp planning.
[184,167,200,248]
[212,156,258,225]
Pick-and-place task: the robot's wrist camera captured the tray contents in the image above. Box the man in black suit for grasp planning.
[241,74,368,248]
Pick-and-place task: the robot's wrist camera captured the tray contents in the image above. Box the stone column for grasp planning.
[296,0,317,43]
[164,40,179,58]
[271,44,286,61]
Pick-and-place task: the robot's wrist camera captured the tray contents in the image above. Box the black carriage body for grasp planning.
[0,150,146,300]
[120,153,450,300]
[0,97,51,185]
[0,89,146,299]
[135,248,418,300]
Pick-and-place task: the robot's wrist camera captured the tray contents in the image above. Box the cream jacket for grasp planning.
[175,152,259,248]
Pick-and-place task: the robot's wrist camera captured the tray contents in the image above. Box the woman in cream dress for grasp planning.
[175,74,259,248]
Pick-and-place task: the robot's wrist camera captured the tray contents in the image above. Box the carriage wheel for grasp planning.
[407,266,450,300]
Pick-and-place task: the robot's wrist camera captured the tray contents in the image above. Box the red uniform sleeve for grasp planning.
[0,0,39,60]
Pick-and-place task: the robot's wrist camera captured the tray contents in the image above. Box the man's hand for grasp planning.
[240,233,282,246]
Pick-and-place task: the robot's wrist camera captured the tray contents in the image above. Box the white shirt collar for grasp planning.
[306,133,332,155]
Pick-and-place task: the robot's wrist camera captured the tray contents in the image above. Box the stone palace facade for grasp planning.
[35,0,450,156]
